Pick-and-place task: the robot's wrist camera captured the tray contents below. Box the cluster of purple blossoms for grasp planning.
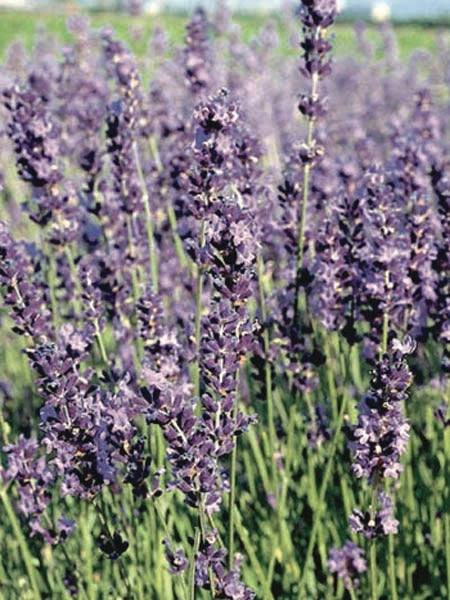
[0,4,448,598]
[347,336,415,537]
[348,336,415,482]
[299,1,337,59]
[139,88,258,595]
[0,220,145,549]
[327,540,367,589]
[0,222,52,340]
[307,403,332,449]
[183,8,214,96]
[102,27,145,216]
[297,0,338,112]
[194,532,255,600]
[349,490,399,539]
[3,85,66,228]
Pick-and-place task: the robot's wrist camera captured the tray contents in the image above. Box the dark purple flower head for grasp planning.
[307,403,332,449]
[298,0,337,80]
[123,436,152,498]
[220,554,256,599]
[299,0,338,29]
[1,434,59,542]
[348,337,414,482]
[57,515,76,541]
[183,8,213,95]
[194,530,255,598]
[163,538,189,574]
[349,491,399,538]
[3,85,63,190]
[328,540,367,589]
[98,530,129,560]
[435,401,450,428]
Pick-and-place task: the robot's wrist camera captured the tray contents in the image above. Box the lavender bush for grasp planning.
[0,2,449,599]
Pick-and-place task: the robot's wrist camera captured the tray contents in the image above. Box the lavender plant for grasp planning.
[0,5,448,600]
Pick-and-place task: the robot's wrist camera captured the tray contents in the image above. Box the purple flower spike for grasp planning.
[349,491,399,538]
[328,540,367,589]
[163,538,189,575]
[348,337,414,483]
[298,0,338,80]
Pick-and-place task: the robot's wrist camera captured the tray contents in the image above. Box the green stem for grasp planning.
[381,286,397,600]
[65,243,82,316]
[167,203,190,271]
[256,253,278,489]
[445,418,450,600]
[388,532,398,600]
[445,512,450,600]
[369,484,379,600]
[381,269,390,356]
[233,507,274,599]
[198,498,215,598]
[41,513,89,600]
[94,318,109,367]
[294,71,319,323]
[93,496,133,598]
[149,135,163,173]
[246,425,272,498]
[349,585,358,600]
[188,527,201,600]
[153,500,189,599]
[370,537,378,600]
[79,507,96,600]
[0,485,42,599]
[265,404,301,594]
[297,391,348,599]
[228,403,238,570]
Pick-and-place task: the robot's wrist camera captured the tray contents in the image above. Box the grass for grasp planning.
[0,9,447,61]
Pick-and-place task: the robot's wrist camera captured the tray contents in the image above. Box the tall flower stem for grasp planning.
[381,270,391,356]
[233,506,274,599]
[228,397,239,570]
[380,304,397,600]
[349,585,358,600]
[294,71,318,325]
[93,496,133,598]
[64,243,82,317]
[297,390,348,599]
[0,484,43,599]
[445,417,450,600]
[257,253,278,489]
[265,403,301,593]
[188,527,201,600]
[198,496,215,597]
[167,203,190,272]
[369,484,379,600]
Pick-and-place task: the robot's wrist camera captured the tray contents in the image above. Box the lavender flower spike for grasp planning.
[348,335,415,483]
[328,540,367,589]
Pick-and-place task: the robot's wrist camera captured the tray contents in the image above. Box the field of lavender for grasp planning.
[0,1,449,599]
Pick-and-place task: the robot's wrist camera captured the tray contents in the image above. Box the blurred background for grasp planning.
[0,0,449,20]
[0,0,448,63]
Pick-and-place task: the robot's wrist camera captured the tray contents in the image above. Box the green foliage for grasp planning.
[0,9,444,60]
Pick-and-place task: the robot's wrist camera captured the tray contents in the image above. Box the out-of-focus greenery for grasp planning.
[0,9,447,61]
